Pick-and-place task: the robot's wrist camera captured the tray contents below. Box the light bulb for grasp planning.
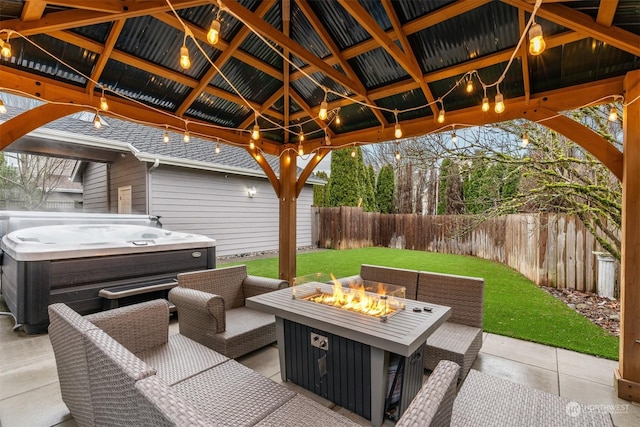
[465,79,474,93]
[0,99,6,114]
[183,131,190,143]
[207,19,221,45]
[522,132,529,147]
[255,150,261,160]
[163,130,169,143]
[395,150,401,161]
[437,108,445,123]
[481,97,490,112]
[93,114,102,129]
[249,140,255,150]
[252,124,260,140]
[452,131,457,144]
[0,41,11,59]
[298,143,304,156]
[319,100,328,120]
[394,123,402,139]
[215,143,221,154]
[325,134,331,146]
[335,114,341,125]
[100,96,109,111]
[608,106,618,122]
[299,131,305,142]
[528,23,546,56]
[351,147,356,158]
[494,93,505,114]
[179,45,191,69]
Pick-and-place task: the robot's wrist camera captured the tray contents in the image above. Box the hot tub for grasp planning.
[1,224,216,333]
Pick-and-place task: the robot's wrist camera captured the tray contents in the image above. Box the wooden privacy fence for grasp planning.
[313,206,618,294]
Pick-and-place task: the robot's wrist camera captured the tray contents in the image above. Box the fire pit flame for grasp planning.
[296,275,405,321]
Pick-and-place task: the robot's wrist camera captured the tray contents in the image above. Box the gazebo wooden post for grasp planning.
[616,69,640,403]
[278,152,297,284]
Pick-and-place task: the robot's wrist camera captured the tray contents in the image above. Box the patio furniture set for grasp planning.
[47,264,614,426]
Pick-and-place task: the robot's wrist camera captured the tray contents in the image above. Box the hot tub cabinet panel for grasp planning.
[1,224,215,333]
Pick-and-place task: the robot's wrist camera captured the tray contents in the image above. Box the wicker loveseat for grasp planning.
[48,299,461,427]
[169,265,288,358]
[336,264,484,382]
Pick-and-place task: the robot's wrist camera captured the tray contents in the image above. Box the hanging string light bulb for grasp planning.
[299,127,305,143]
[207,10,222,45]
[319,90,328,120]
[528,22,546,56]
[350,146,357,158]
[93,113,102,129]
[494,91,505,114]
[163,125,169,143]
[437,105,445,124]
[179,31,191,69]
[255,149,262,161]
[252,114,260,140]
[183,130,190,143]
[522,132,529,147]
[0,99,6,114]
[0,37,11,59]
[465,77,474,94]
[99,89,109,111]
[215,140,221,154]
[451,129,457,145]
[249,139,255,150]
[394,109,402,139]
[324,130,331,146]
[395,149,401,161]
[608,106,618,122]
[298,142,304,156]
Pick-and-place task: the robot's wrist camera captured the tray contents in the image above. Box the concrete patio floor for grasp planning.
[1,302,638,426]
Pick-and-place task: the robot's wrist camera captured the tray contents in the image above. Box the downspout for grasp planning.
[147,159,160,216]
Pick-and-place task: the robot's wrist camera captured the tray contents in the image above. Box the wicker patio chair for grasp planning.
[417,271,484,382]
[169,265,288,358]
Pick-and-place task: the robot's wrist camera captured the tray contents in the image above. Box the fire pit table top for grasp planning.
[247,281,451,357]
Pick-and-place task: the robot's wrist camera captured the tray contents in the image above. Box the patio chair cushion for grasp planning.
[255,394,360,426]
[423,322,483,381]
[452,369,615,426]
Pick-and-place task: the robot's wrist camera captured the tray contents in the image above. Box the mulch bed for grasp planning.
[542,287,620,337]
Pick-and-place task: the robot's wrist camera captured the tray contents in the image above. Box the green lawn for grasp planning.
[220,247,619,360]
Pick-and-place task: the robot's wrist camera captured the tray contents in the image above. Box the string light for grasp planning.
[215,142,221,153]
[437,104,445,123]
[0,38,11,59]
[335,113,341,125]
[394,109,402,139]
[252,114,260,140]
[395,150,401,160]
[255,149,261,160]
[298,142,304,156]
[350,146,356,157]
[481,85,490,112]
[528,23,546,56]
[299,128,305,143]
[99,89,109,111]
[522,132,529,147]
[183,130,190,143]
[249,139,255,150]
[465,78,474,94]
[319,90,328,120]
[325,131,331,146]
[207,14,221,45]
[609,106,618,122]
[163,125,169,143]
[179,31,191,69]
[494,92,505,114]
[0,99,6,114]
[93,113,102,129]
[451,129,457,145]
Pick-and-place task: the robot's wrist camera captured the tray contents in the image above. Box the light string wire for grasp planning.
[0,0,633,156]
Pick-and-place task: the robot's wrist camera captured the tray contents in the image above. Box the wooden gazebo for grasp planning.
[0,0,638,403]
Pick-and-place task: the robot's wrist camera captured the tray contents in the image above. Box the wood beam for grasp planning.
[44,1,125,13]
[501,0,640,57]
[1,1,210,36]
[278,151,297,283]
[87,19,126,94]
[0,103,84,150]
[0,66,285,154]
[220,0,362,97]
[617,69,640,404]
[21,1,47,22]
[283,0,291,144]
[249,148,280,196]
[596,0,618,27]
[290,90,334,137]
[239,91,283,131]
[296,149,328,197]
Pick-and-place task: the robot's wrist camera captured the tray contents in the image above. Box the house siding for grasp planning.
[82,162,109,212]
[148,165,314,257]
[109,154,147,214]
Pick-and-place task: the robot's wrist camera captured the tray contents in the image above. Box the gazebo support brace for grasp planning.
[278,153,297,284]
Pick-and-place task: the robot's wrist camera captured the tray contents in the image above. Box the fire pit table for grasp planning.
[246,276,450,426]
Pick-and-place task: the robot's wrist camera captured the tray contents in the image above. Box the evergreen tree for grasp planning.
[328,148,362,207]
[437,159,464,214]
[367,165,377,211]
[376,165,395,214]
[312,171,329,206]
